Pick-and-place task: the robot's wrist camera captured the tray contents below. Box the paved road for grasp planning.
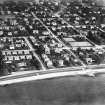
[0,74,105,105]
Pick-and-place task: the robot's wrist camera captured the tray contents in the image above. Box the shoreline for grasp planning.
[0,67,105,85]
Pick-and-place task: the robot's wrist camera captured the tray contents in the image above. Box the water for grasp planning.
[0,74,105,105]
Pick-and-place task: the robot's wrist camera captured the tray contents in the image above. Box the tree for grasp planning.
[0,50,3,69]
[0,50,8,76]
[0,50,4,75]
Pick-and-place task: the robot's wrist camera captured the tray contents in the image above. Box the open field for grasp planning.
[0,74,105,105]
